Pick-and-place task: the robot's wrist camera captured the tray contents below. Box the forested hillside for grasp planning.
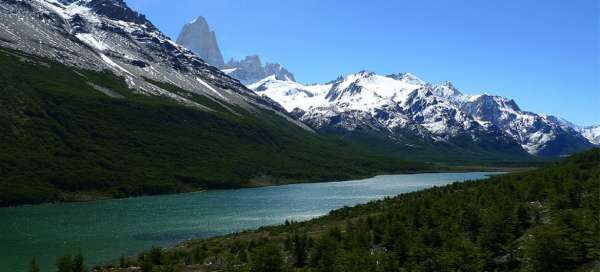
[0,48,427,207]
[98,149,599,272]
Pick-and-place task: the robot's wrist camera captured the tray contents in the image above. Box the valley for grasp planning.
[0,1,597,272]
[0,47,427,207]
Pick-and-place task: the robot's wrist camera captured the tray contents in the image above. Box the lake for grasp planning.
[0,172,498,272]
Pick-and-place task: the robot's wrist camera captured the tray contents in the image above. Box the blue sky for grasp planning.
[125,0,599,126]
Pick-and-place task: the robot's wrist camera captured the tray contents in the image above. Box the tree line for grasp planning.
[42,149,600,272]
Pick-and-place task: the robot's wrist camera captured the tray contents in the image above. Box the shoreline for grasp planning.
[0,166,531,209]
[93,170,510,271]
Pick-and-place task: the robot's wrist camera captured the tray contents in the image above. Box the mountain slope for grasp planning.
[0,0,428,206]
[0,48,427,207]
[0,0,284,114]
[250,73,594,159]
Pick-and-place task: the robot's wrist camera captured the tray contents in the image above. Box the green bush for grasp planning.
[249,244,284,272]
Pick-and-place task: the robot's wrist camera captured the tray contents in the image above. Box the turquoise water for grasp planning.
[0,172,497,272]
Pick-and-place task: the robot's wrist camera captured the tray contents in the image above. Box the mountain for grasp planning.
[0,0,426,206]
[0,0,282,112]
[176,16,225,68]
[175,16,295,85]
[580,125,600,145]
[250,72,594,158]
[223,55,295,85]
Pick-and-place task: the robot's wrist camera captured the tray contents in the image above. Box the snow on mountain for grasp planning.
[580,125,600,145]
[460,96,593,156]
[248,75,330,112]
[223,55,295,85]
[0,0,291,116]
[250,72,594,157]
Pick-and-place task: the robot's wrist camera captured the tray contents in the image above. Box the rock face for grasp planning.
[176,16,225,68]
[249,72,595,157]
[223,55,295,85]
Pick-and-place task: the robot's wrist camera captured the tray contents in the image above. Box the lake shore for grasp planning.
[0,172,500,272]
[3,164,534,209]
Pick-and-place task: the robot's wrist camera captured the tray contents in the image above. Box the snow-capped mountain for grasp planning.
[460,96,593,157]
[250,72,594,157]
[580,125,600,145]
[0,0,292,117]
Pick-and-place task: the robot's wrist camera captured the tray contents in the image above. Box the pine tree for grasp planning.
[56,255,73,272]
[73,253,86,272]
[249,244,284,272]
[292,232,308,267]
[119,255,127,268]
[30,259,40,272]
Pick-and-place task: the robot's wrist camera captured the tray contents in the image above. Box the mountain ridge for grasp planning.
[250,72,594,158]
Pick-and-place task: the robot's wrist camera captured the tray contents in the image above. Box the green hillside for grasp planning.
[0,48,428,207]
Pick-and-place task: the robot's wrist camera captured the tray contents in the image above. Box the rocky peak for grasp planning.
[474,94,521,112]
[176,16,225,68]
[85,0,153,26]
[227,55,262,70]
[441,81,455,89]
[224,55,295,84]
[387,72,425,85]
[433,81,462,98]
[356,70,376,77]
[264,63,295,82]
[176,15,295,84]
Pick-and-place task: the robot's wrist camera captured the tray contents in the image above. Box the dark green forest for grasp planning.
[0,48,428,207]
[93,149,599,272]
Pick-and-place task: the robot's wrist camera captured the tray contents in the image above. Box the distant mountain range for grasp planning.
[249,72,596,158]
[176,16,295,85]
[177,15,597,159]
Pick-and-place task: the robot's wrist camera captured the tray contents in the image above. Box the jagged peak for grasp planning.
[353,70,376,77]
[432,81,462,98]
[325,75,345,85]
[469,93,521,112]
[441,81,454,88]
[386,72,426,85]
[32,0,156,29]
[189,15,208,25]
